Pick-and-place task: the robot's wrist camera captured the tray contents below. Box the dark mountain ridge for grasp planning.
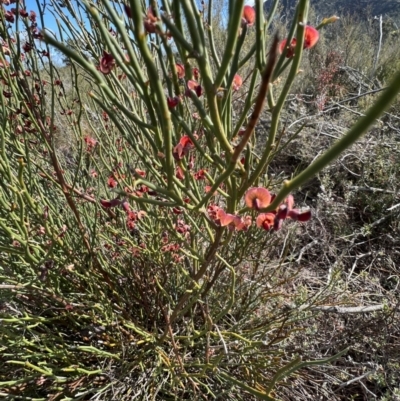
[264,0,400,20]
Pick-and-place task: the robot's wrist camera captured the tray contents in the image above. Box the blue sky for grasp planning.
[25,0,64,33]
[19,0,257,42]
[22,0,256,33]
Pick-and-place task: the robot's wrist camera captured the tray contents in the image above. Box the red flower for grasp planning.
[304,26,319,49]
[22,42,33,52]
[236,215,252,231]
[244,187,272,210]
[275,195,294,220]
[19,9,28,18]
[216,210,239,230]
[194,169,206,180]
[99,51,115,75]
[207,203,220,220]
[173,135,194,160]
[175,63,185,79]
[107,176,118,188]
[205,185,215,194]
[232,74,243,91]
[32,27,43,40]
[167,96,180,109]
[29,10,36,23]
[100,198,123,208]
[144,7,158,34]
[185,80,203,97]
[279,26,319,58]
[175,219,191,234]
[256,213,275,231]
[216,209,251,231]
[84,136,97,151]
[192,67,199,80]
[5,10,15,23]
[242,5,256,27]
[134,168,146,177]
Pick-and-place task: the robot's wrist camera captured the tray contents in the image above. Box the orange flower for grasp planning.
[304,25,319,49]
[256,213,276,231]
[173,135,194,160]
[242,5,255,27]
[232,74,243,91]
[279,26,319,58]
[244,187,272,210]
[216,209,249,231]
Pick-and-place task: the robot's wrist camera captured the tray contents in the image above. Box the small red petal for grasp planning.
[298,209,312,222]
[276,204,288,220]
[216,209,234,227]
[288,208,312,222]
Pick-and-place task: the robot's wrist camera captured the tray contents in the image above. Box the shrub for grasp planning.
[1,0,400,399]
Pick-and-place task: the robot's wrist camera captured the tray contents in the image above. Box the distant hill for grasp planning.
[264,0,400,20]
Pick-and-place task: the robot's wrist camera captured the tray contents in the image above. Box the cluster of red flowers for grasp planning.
[279,25,319,58]
[100,197,146,233]
[245,187,311,231]
[207,187,311,232]
[126,6,158,34]
[160,231,184,263]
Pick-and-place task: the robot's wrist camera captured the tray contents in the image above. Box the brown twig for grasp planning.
[231,34,279,163]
